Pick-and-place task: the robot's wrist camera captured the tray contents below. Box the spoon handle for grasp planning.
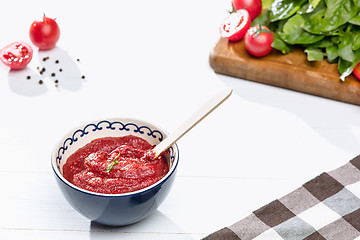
[152,87,233,158]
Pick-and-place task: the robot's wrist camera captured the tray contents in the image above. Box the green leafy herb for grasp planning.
[278,14,324,44]
[302,4,327,34]
[310,0,321,8]
[270,0,307,21]
[350,14,360,26]
[272,33,292,54]
[305,48,324,61]
[338,31,355,62]
[352,26,360,51]
[322,0,360,32]
[326,45,339,63]
[262,0,275,9]
[107,152,121,172]
[339,50,360,81]
[251,10,271,27]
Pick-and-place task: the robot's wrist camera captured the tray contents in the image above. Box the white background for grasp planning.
[0,0,359,239]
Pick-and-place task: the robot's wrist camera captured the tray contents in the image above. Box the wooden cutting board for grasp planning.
[209,37,360,106]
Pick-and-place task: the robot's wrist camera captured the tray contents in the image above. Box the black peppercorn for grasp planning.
[39,67,46,75]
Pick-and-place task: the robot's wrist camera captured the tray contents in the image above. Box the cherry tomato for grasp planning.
[0,42,33,70]
[29,16,60,50]
[233,0,262,21]
[353,62,360,80]
[245,25,274,57]
[220,9,251,42]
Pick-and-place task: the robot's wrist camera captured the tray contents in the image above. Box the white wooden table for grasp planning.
[1,1,359,239]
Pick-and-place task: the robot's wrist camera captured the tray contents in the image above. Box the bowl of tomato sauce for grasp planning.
[51,118,179,226]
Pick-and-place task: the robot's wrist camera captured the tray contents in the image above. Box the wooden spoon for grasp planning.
[151,87,233,159]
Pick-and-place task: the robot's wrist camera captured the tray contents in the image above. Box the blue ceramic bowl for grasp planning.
[51,118,179,226]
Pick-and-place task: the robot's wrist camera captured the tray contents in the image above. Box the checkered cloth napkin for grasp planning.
[202,155,360,240]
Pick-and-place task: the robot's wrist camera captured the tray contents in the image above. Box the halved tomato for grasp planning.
[0,42,33,70]
[220,9,251,42]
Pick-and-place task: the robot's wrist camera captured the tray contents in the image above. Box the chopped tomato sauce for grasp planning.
[63,135,169,194]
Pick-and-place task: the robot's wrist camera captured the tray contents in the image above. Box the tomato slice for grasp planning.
[353,62,360,80]
[0,42,33,70]
[220,9,251,42]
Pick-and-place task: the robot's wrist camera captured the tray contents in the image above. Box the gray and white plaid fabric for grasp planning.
[203,155,360,240]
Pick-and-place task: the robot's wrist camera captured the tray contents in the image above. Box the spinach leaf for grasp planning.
[302,2,327,34]
[322,0,360,32]
[326,45,339,63]
[338,30,355,62]
[278,14,324,44]
[270,0,307,21]
[262,0,275,9]
[305,48,324,61]
[339,49,360,80]
[307,38,333,48]
[352,26,360,50]
[272,33,292,54]
[298,3,315,14]
[338,58,352,81]
[298,0,322,14]
[349,15,360,26]
[251,10,271,27]
[352,0,360,9]
[310,0,322,8]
